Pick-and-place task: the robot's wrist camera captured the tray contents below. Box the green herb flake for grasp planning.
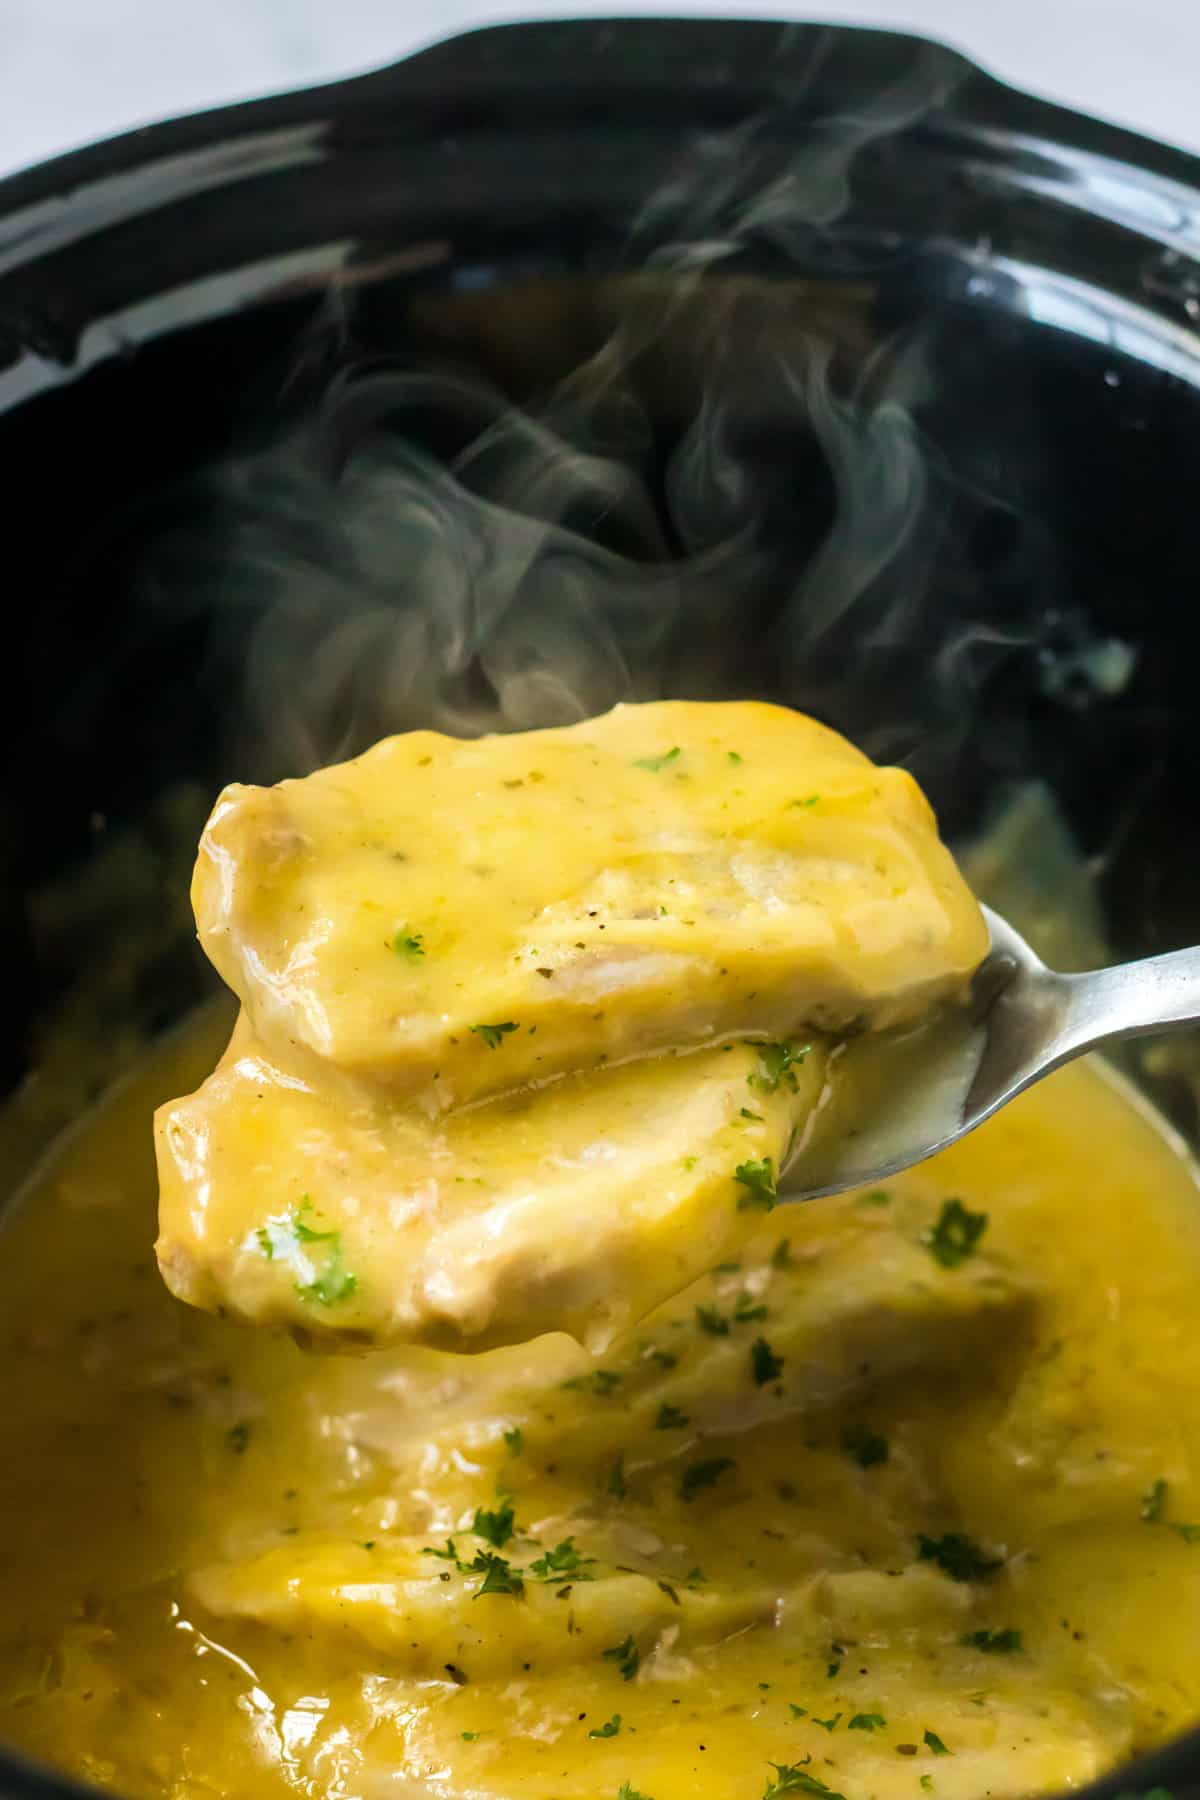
[764,1762,846,1800]
[1142,1478,1169,1522]
[461,1731,482,1742]
[258,1198,359,1307]
[696,1303,730,1337]
[632,747,681,772]
[648,1347,678,1370]
[470,1551,524,1597]
[421,1538,459,1562]
[812,1713,841,1732]
[727,751,744,765]
[749,1041,811,1095]
[790,795,820,809]
[770,1237,793,1269]
[503,1426,524,1456]
[843,1424,889,1468]
[859,1188,892,1207]
[920,1777,934,1791]
[849,1713,887,1731]
[827,1661,841,1679]
[472,1501,515,1549]
[917,1532,1002,1582]
[655,1403,690,1431]
[685,1566,706,1585]
[962,1628,1022,1653]
[679,1457,735,1502]
[788,1703,808,1720]
[924,1198,988,1269]
[470,1021,519,1049]
[735,1293,769,1324]
[603,1635,641,1682]
[295,1243,358,1308]
[617,1783,653,1800]
[751,1337,784,1386]
[226,1422,251,1454]
[528,1537,596,1580]
[590,1715,622,1739]
[390,927,425,961]
[735,1157,778,1212]
[740,1107,765,1121]
[924,1730,951,1756]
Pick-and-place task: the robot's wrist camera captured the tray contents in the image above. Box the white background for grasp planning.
[3,0,1198,179]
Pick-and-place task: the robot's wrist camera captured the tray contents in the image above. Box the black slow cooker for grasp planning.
[2,17,1199,1798]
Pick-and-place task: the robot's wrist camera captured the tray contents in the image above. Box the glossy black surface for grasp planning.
[1,18,1200,1798]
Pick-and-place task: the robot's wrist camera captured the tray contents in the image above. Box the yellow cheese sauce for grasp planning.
[158,700,988,1352]
[4,1006,1200,1799]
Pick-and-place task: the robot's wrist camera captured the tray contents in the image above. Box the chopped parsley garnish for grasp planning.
[471,1551,524,1597]
[226,1422,251,1454]
[461,1731,482,1742]
[735,1157,778,1211]
[740,1107,764,1121]
[771,1237,792,1269]
[749,1041,811,1095]
[567,1367,623,1396]
[422,1538,460,1561]
[472,1501,515,1549]
[860,1188,892,1207]
[607,1453,627,1499]
[920,1778,934,1792]
[686,1566,706,1584]
[655,1403,690,1430]
[764,1763,846,1799]
[528,1538,595,1580]
[924,1198,988,1268]
[390,927,425,960]
[812,1713,841,1732]
[727,751,744,765]
[632,747,681,772]
[751,1337,784,1385]
[590,1715,622,1739]
[696,1303,730,1336]
[617,1784,653,1800]
[924,1730,951,1756]
[470,1021,519,1049]
[843,1424,889,1468]
[257,1197,358,1307]
[789,1703,808,1719]
[295,1243,358,1307]
[1140,1478,1200,1539]
[827,1660,841,1679]
[963,1628,1022,1653]
[679,1457,735,1501]
[256,1195,335,1258]
[603,1635,640,1681]
[647,1347,678,1369]
[790,795,820,809]
[917,1532,1002,1582]
[849,1713,886,1731]
[503,1426,524,1456]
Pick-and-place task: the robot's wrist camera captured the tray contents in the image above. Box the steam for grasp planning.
[141,35,1133,805]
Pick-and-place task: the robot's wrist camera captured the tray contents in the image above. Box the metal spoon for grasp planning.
[782,904,1200,1202]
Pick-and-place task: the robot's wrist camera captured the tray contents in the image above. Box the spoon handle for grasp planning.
[1059,944,1200,1053]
